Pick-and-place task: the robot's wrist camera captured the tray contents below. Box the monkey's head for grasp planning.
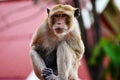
[47,4,80,37]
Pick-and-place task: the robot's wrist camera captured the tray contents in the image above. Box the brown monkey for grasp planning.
[30,4,84,80]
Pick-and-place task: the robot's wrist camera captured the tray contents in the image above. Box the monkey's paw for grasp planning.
[42,68,57,80]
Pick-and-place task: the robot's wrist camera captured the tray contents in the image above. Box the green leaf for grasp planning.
[89,40,103,65]
[102,39,120,64]
[118,34,120,41]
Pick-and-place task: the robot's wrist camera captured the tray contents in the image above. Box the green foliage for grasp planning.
[90,35,120,80]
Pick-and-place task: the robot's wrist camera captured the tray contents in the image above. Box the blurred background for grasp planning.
[0,0,120,80]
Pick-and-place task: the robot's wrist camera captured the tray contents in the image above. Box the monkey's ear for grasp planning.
[47,8,50,15]
[74,8,80,18]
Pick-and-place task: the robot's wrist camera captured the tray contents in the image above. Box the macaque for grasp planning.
[30,4,85,80]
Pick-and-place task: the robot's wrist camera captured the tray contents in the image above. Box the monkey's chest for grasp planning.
[43,49,57,69]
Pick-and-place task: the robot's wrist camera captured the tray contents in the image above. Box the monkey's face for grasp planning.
[47,4,80,37]
[51,12,71,36]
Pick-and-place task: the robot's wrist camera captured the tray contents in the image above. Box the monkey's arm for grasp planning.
[30,46,46,79]
[30,46,58,80]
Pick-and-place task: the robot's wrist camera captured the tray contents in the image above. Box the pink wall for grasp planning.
[0,0,55,79]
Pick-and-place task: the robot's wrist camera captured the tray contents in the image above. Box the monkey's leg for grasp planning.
[69,63,80,80]
[30,49,46,79]
[57,41,73,80]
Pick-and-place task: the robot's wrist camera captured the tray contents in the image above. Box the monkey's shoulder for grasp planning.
[66,30,81,40]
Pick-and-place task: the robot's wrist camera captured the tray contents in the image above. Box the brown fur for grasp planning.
[30,4,84,80]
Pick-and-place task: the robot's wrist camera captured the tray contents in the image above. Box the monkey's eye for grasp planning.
[52,14,69,19]
[61,14,67,17]
[53,14,59,17]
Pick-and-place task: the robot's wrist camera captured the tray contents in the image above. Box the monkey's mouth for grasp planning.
[55,28,66,34]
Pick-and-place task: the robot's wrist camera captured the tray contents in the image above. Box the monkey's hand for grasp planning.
[42,68,58,80]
